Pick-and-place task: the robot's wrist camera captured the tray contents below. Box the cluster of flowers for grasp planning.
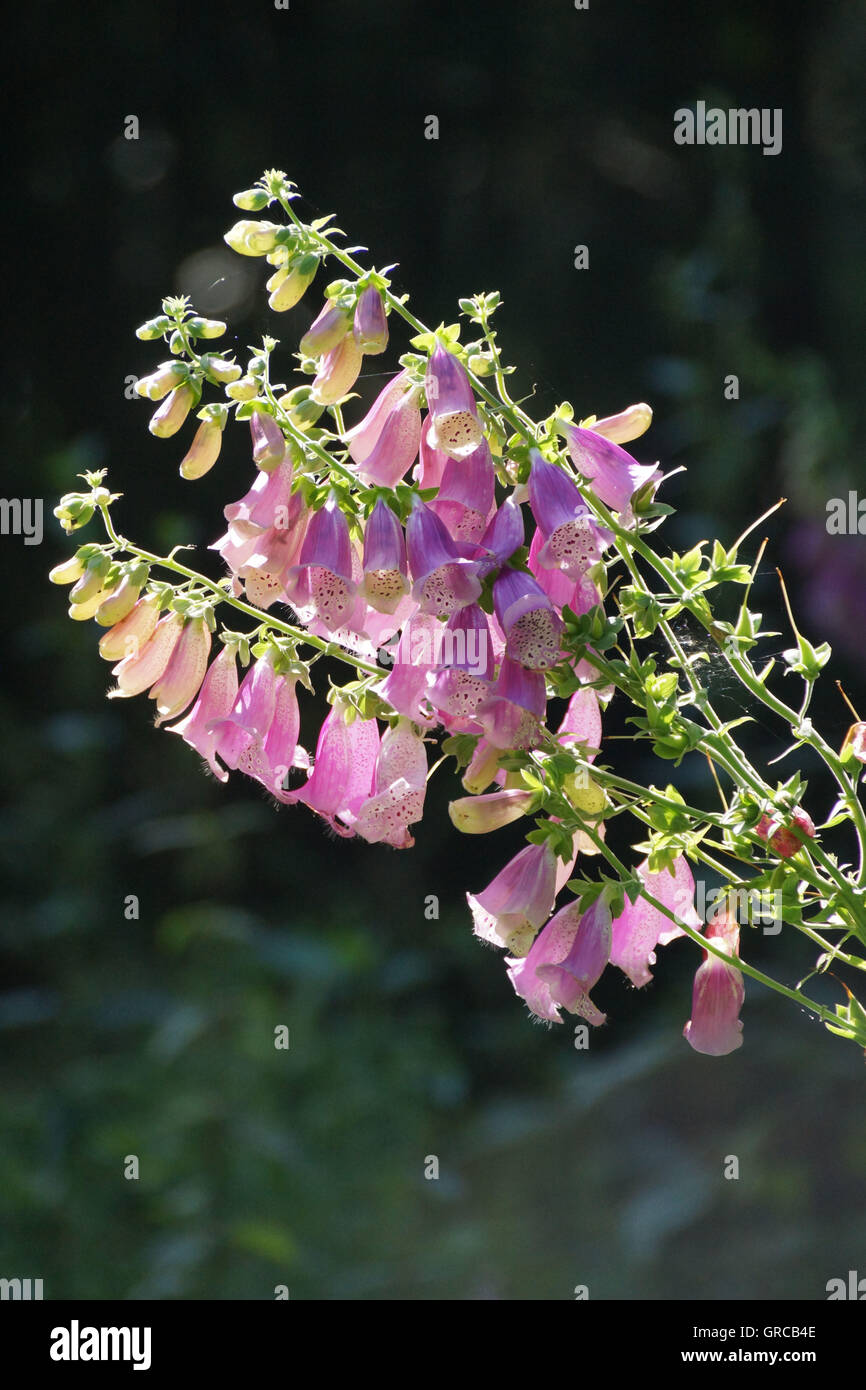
[55,177,858,1055]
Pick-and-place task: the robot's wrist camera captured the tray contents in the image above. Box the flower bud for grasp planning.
[225,375,259,401]
[49,555,86,585]
[135,361,188,401]
[310,333,363,405]
[95,568,147,625]
[98,592,161,662]
[180,413,226,480]
[109,611,184,697]
[353,286,388,355]
[233,188,271,212]
[299,301,352,358]
[588,403,653,445]
[149,384,196,438]
[268,253,318,312]
[449,789,538,834]
[135,315,172,341]
[53,496,95,534]
[188,317,227,339]
[756,808,815,858]
[249,409,287,472]
[198,354,242,385]
[223,219,280,256]
[69,554,111,605]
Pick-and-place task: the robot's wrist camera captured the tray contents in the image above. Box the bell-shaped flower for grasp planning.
[299,300,352,358]
[467,840,558,956]
[477,495,524,575]
[167,644,239,781]
[207,652,306,801]
[350,718,427,848]
[428,604,495,730]
[223,458,294,536]
[429,439,496,543]
[528,525,602,615]
[449,787,537,834]
[424,340,484,459]
[98,593,161,663]
[311,332,363,405]
[284,496,358,631]
[359,499,409,614]
[149,617,211,726]
[476,656,546,750]
[353,286,388,355]
[109,611,183,698]
[683,910,745,1056]
[236,493,309,610]
[528,451,610,579]
[249,409,287,473]
[507,896,612,1024]
[295,703,381,836]
[563,425,660,514]
[493,567,564,670]
[377,612,439,727]
[406,496,484,616]
[413,414,450,490]
[345,372,422,488]
[610,855,702,988]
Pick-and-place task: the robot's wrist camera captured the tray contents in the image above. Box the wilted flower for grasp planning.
[507,896,612,1025]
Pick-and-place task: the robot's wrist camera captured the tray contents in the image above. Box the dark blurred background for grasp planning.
[2,0,865,1299]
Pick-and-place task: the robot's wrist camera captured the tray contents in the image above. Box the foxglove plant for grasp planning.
[51,170,866,1057]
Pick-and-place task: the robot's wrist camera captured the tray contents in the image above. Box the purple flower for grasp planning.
[208,653,307,801]
[528,525,601,614]
[528,451,610,579]
[346,373,422,488]
[295,703,381,836]
[478,495,524,573]
[377,612,440,727]
[284,496,358,632]
[476,656,546,750]
[353,286,389,355]
[413,414,450,490]
[299,300,352,358]
[683,910,745,1056]
[493,567,564,670]
[429,439,496,543]
[360,499,409,614]
[350,718,427,848]
[467,841,558,956]
[610,855,701,988]
[564,425,659,514]
[406,496,484,616]
[425,340,484,459]
[249,409,287,473]
[507,897,612,1025]
[428,604,494,730]
[167,644,239,781]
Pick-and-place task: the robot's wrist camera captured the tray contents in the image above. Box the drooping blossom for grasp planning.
[98,593,162,662]
[412,414,450,490]
[359,499,409,614]
[683,910,745,1056]
[208,652,306,801]
[476,656,546,749]
[406,496,484,616]
[109,611,183,698]
[149,617,212,726]
[294,702,381,836]
[429,439,496,543]
[350,718,427,848]
[353,286,388,355]
[492,567,564,670]
[344,370,422,487]
[377,612,440,727]
[467,840,558,956]
[528,451,610,579]
[424,340,484,459]
[168,644,239,780]
[609,855,702,988]
[563,425,659,514]
[249,409,287,472]
[299,300,352,358]
[449,787,538,834]
[507,896,612,1025]
[311,333,364,405]
[428,604,495,730]
[284,496,358,631]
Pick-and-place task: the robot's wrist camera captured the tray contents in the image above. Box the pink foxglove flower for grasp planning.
[149,617,211,726]
[311,332,364,405]
[295,703,381,836]
[424,340,484,459]
[476,656,546,750]
[683,910,745,1056]
[429,439,496,543]
[563,425,659,514]
[284,496,358,632]
[208,653,305,800]
[109,611,183,698]
[610,855,702,988]
[528,451,610,579]
[528,526,601,615]
[249,409,287,472]
[467,841,558,956]
[413,414,450,490]
[359,499,409,615]
[406,496,484,616]
[98,593,161,662]
[557,687,602,757]
[353,286,388,355]
[168,645,239,781]
[351,719,427,848]
[493,567,564,671]
[507,896,612,1025]
[377,612,440,727]
[428,604,494,729]
[344,369,422,487]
